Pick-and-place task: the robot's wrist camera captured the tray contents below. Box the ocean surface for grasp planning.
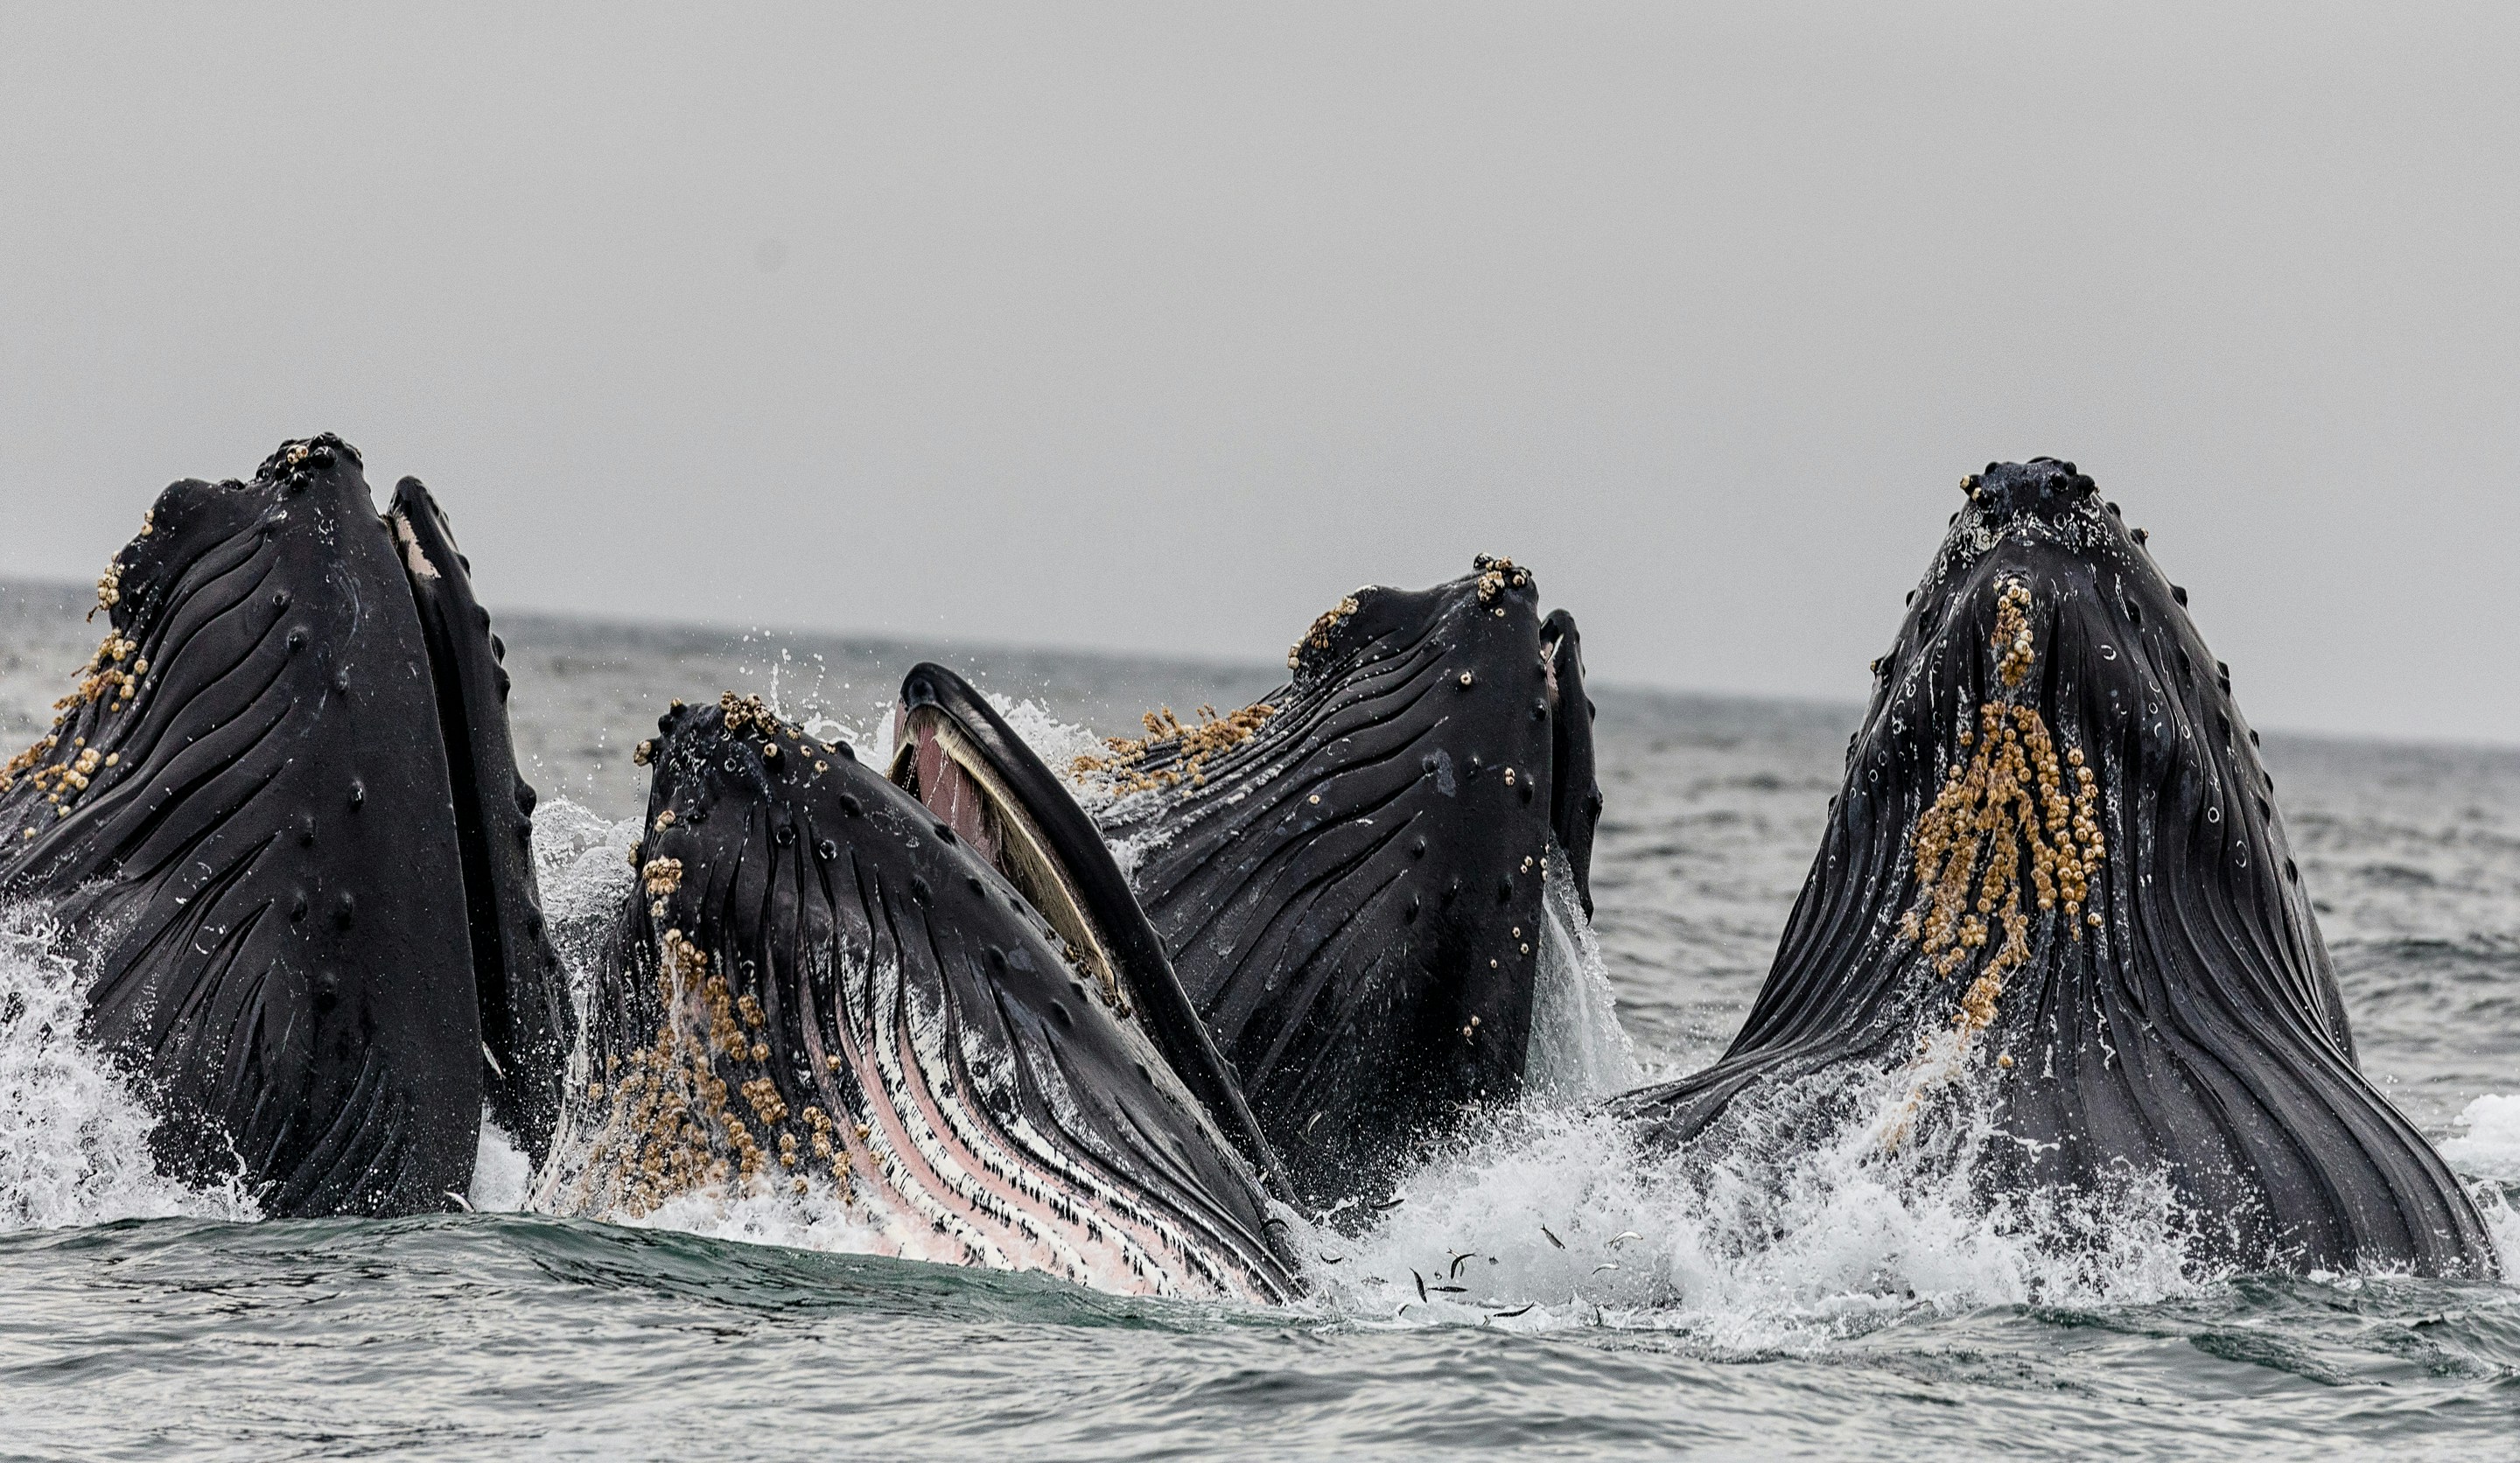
[0,577,2514,1461]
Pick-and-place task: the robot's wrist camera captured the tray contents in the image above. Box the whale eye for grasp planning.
[837,794,863,817]
[934,822,956,844]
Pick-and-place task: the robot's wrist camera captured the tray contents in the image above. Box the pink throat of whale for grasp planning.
[892,704,1003,870]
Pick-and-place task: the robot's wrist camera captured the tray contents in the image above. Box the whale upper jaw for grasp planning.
[1620,458,2499,1280]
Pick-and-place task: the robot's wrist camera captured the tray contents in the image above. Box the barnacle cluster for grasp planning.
[3,623,147,827]
[60,631,146,714]
[578,926,850,1214]
[89,558,122,620]
[1072,701,1275,796]
[641,856,684,919]
[1896,578,2107,1054]
[718,691,774,736]
[1472,553,1530,607]
[1287,595,1361,671]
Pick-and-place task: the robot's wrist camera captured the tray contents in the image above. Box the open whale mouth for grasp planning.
[890,686,1121,1012]
[886,665,1289,1199]
[1619,457,2497,1278]
[550,690,1301,1301]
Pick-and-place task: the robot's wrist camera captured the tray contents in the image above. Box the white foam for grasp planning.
[530,797,643,988]
[467,1116,535,1212]
[1317,1063,2216,1347]
[0,904,257,1228]
[620,1176,893,1256]
[988,694,1110,781]
[2441,1094,2520,1184]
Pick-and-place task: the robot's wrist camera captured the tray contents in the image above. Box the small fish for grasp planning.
[1373,1194,1410,1211]
[1488,1304,1536,1320]
[1306,1110,1325,1134]
[1541,1225,1565,1250]
[1413,1270,1429,1303]
[1592,1263,1620,1274]
[1448,1251,1478,1278]
[1319,1253,1347,1264]
[1607,1231,1643,1249]
[1430,1284,1468,1294]
[444,1191,475,1214]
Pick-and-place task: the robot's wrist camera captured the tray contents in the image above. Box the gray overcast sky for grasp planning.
[2,4,2514,744]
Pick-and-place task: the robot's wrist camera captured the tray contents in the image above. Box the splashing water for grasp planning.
[467,1117,535,1212]
[0,904,256,1227]
[1322,1056,2217,1350]
[1524,843,1637,1102]
[2444,1095,2520,1184]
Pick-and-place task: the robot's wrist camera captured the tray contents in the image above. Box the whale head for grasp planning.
[1619,458,2497,1278]
[1086,557,1602,1208]
[546,694,1301,1301]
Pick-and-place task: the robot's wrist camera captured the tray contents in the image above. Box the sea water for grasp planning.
[0,580,2514,1460]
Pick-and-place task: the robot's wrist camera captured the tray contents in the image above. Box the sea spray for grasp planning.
[1525,842,1637,1102]
[0,904,256,1228]
[2443,1095,2520,1274]
[469,1117,535,1212]
[1321,1059,2217,1346]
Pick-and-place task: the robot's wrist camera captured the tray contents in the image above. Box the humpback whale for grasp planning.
[540,691,1301,1301]
[1081,558,1602,1208]
[1615,459,2498,1278]
[0,438,571,1215]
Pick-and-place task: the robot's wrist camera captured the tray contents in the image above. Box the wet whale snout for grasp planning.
[1963,458,2097,526]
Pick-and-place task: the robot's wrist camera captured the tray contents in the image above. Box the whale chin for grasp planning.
[1617,458,2497,1279]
